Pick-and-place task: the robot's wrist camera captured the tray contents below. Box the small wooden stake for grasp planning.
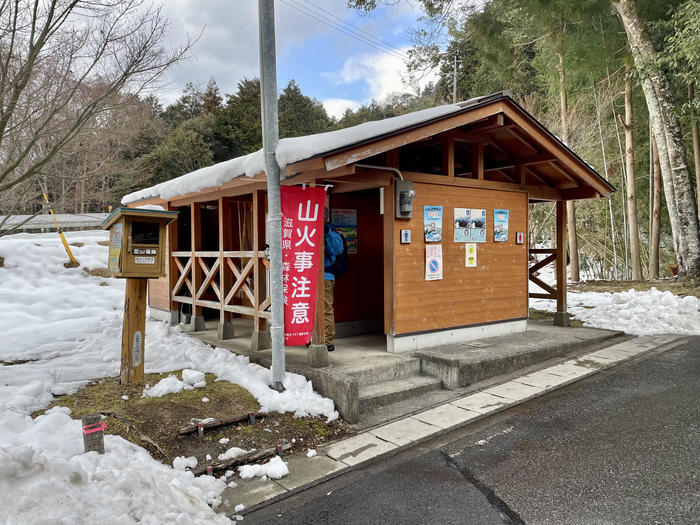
[121,278,147,384]
[82,413,105,454]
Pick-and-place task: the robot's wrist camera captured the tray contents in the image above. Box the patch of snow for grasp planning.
[218,447,248,461]
[306,449,317,458]
[142,375,191,398]
[238,456,289,480]
[134,204,165,211]
[172,456,198,471]
[202,397,209,403]
[206,454,212,461]
[234,504,245,513]
[219,438,230,445]
[182,369,206,387]
[120,395,129,401]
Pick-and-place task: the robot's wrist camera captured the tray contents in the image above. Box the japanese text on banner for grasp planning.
[281,186,325,346]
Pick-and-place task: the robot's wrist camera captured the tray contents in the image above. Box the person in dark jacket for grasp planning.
[323,212,344,352]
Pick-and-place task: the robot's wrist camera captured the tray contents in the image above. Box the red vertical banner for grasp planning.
[280,186,325,346]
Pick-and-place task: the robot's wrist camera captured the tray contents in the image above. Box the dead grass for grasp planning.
[0,256,4,267]
[63,261,80,268]
[83,267,111,278]
[570,277,699,297]
[36,371,354,468]
[97,240,110,246]
[70,242,84,247]
[529,308,584,327]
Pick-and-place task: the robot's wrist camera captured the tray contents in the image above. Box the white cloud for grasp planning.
[322,98,362,119]
[329,49,438,103]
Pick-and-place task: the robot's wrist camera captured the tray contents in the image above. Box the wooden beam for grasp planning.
[252,190,261,331]
[383,179,394,334]
[518,164,526,186]
[323,103,503,171]
[327,170,394,186]
[285,164,356,183]
[166,201,178,317]
[555,200,568,318]
[503,126,539,153]
[449,114,505,140]
[402,170,563,200]
[312,180,326,346]
[284,156,325,176]
[501,102,613,196]
[442,136,455,177]
[561,187,601,200]
[218,195,226,327]
[473,142,484,180]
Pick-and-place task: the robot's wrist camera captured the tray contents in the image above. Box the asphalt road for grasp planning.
[247,337,699,524]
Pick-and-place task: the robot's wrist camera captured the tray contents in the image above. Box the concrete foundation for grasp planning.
[149,307,179,325]
[307,344,330,368]
[387,319,527,353]
[250,329,272,351]
[217,321,235,340]
[189,315,205,332]
[553,312,571,327]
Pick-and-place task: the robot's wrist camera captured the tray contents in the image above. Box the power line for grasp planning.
[279,0,408,61]
[296,0,406,55]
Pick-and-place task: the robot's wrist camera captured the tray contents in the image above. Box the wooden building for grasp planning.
[122,92,614,353]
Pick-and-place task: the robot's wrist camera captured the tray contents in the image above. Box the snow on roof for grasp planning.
[121,100,483,204]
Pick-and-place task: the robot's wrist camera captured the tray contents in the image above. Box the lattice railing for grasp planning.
[528,248,557,300]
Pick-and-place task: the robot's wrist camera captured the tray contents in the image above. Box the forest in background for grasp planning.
[2,0,698,280]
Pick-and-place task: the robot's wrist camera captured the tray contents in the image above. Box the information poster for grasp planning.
[453,208,471,242]
[108,222,122,272]
[331,208,357,254]
[465,243,477,267]
[424,206,443,242]
[494,209,509,242]
[425,244,443,280]
[469,208,487,243]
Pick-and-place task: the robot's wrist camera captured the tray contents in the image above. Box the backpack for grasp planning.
[331,233,349,278]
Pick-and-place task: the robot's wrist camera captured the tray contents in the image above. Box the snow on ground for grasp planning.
[529,256,700,336]
[0,230,338,523]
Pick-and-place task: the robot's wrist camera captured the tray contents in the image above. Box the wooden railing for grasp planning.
[528,248,557,300]
[171,250,271,321]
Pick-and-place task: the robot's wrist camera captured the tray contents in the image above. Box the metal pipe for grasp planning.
[258,0,285,392]
[354,163,404,180]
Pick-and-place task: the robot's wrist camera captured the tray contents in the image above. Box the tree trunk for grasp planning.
[649,133,662,279]
[624,64,642,279]
[613,0,700,276]
[557,52,579,282]
[690,83,700,219]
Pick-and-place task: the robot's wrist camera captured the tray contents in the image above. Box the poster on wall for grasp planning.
[425,244,443,280]
[280,186,325,346]
[108,222,122,272]
[453,208,471,242]
[469,208,487,243]
[465,243,477,267]
[331,208,357,254]
[494,209,509,242]
[424,206,443,242]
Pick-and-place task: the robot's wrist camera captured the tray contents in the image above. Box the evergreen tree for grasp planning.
[279,80,333,137]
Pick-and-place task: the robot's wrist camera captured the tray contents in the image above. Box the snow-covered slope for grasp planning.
[0,230,338,523]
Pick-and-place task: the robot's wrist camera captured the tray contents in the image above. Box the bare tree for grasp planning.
[0,0,191,236]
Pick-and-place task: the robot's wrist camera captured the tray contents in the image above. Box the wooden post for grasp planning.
[554,200,570,327]
[473,142,484,180]
[190,203,204,331]
[81,413,105,454]
[384,149,398,337]
[309,181,330,367]
[217,195,234,339]
[442,136,455,177]
[250,190,271,350]
[166,201,179,324]
[121,277,147,383]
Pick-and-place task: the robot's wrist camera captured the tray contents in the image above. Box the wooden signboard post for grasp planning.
[102,207,178,384]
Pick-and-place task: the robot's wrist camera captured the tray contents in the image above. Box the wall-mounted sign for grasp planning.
[516,232,525,244]
[465,243,477,267]
[108,222,122,272]
[425,244,443,281]
[134,256,155,265]
[400,229,411,244]
[424,206,443,242]
[331,208,357,254]
[470,209,487,243]
[494,209,509,242]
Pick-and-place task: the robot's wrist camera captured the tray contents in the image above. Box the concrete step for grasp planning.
[346,357,421,387]
[360,375,443,414]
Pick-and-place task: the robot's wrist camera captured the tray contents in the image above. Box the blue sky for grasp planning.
[159,0,441,118]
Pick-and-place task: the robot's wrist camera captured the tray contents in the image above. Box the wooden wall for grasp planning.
[148,275,170,310]
[392,183,528,335]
